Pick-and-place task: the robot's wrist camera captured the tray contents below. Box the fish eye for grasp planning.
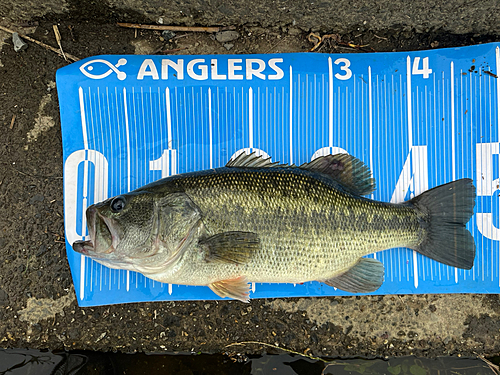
[110,196,126,213]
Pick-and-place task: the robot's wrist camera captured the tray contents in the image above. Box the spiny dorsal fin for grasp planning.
[200,231,260,265]
[300,154,375,196]
[226,152,375,196]
[323,257,384,293]
[226,152,288,169]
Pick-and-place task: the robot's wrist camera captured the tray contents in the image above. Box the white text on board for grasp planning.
[137,58,285,81]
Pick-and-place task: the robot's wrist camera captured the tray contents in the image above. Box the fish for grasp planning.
[73,152,476,302]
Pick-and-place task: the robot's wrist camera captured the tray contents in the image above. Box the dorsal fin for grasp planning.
[226,152,287,168]
[299,154,375,196]
[226,152,375,196]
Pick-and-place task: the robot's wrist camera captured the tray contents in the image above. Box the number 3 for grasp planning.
[334,58,352,80]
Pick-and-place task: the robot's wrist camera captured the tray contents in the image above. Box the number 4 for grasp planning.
[412,57,432,79]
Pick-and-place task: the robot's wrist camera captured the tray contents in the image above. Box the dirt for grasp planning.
[0,2,500,359]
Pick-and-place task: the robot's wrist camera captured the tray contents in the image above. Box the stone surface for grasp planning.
[0,0,499,358]
[215,30,239,43]
[1,0,500,35]
[12,32,27,52]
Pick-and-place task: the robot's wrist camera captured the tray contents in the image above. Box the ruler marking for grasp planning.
[289,66,293,164]
[407,56,419,288]
[208,87,213,168]
[77,87,88,300]
[496,47,500,285]
[328,57,333,149]
[450,62,459,283]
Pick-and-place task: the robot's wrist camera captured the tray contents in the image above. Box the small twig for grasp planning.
[0,25,79,62]
[265,35,288,54]
[307,33,322,51]
[225,341,326,363]
[52,25,67,61]
[2,162,63,179]
[308,33,341,52]
[398,295,413,320]
[374,34,388,41]
[225,340,354,374]
[15,21,39,28]
[160,47,188,54]
[9,114,16,129]
[478,355,500,375]
[307,32,373,52]
[172,33,190,40]
[117,22,229,33]
[67,25,75,41]
[23,255,34,275]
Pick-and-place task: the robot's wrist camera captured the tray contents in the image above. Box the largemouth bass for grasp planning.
[73,153,476,302]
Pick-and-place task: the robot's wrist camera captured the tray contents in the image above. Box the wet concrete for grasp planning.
[0,349,497,374]
[2,0,500,35]
[0,0,500,359]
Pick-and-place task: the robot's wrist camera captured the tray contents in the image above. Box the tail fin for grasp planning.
[410,178,476,269]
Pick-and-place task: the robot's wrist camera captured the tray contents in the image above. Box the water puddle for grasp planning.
[0,348,498,374]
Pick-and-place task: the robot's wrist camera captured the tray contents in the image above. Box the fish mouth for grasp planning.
[72,205,115,256]
[72,239,94,255]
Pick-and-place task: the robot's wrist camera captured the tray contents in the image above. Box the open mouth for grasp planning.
[72,239,93,255]
[72,205,115,256]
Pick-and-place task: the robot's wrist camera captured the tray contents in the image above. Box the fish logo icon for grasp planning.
[79,58,127,80]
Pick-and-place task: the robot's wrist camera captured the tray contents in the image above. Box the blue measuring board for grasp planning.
[57,43,500,307]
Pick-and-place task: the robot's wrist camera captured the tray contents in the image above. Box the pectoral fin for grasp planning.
[323,258,384,293]
[200,231,260,265]
[209,276,250,302]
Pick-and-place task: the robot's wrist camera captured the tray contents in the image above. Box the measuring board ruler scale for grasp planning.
[57,43,500,307]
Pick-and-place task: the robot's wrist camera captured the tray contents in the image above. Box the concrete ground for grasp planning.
[1,0,500,358]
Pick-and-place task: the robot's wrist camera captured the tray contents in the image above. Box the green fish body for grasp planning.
[73,153,476,302]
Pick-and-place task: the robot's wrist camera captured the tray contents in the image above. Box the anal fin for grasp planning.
[209,276,250,303]
[323,258,384,293]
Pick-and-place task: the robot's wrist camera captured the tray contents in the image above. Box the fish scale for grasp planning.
[171,167,421,284]
[73,153,476,302]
